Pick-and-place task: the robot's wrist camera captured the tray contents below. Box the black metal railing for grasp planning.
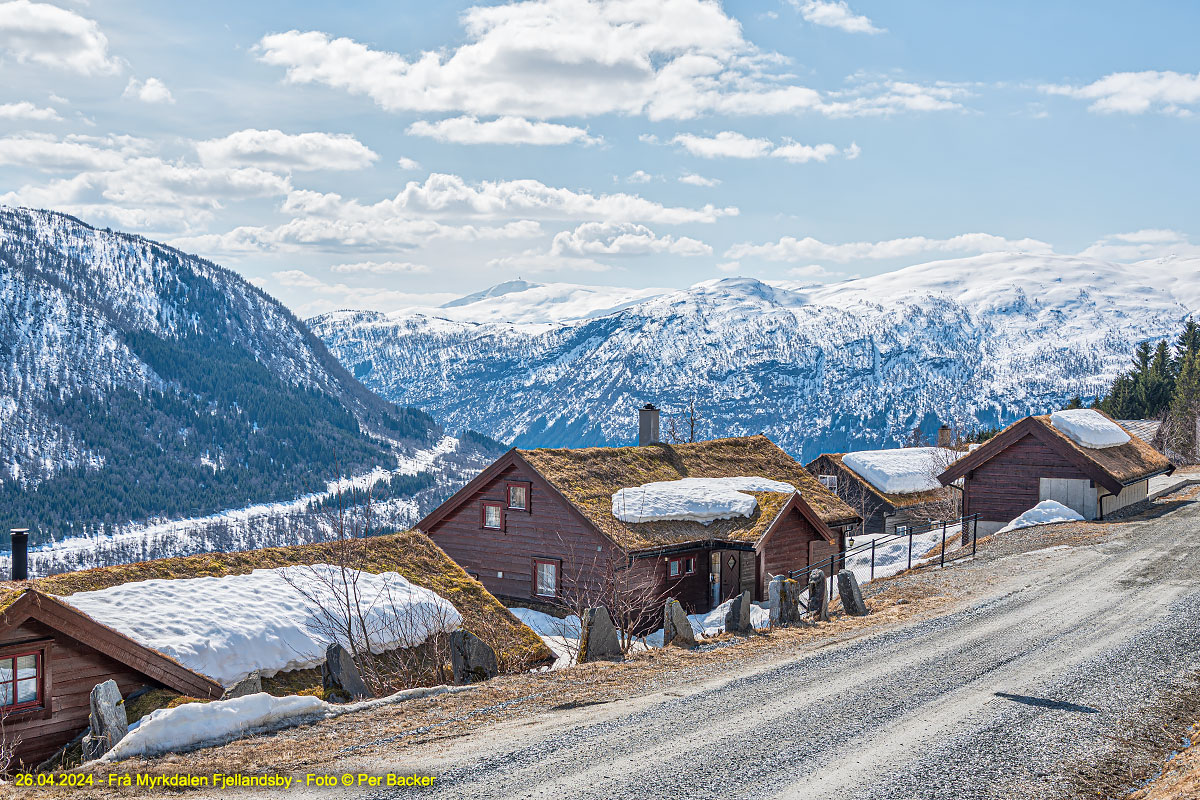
[788,514,981,603]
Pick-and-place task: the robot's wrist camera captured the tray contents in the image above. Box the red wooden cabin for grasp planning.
[417,435,860,615]
[937,412,1173,535]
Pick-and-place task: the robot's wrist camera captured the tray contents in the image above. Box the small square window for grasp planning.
[508,484,528,510]
[819,474,838,492]
[534,560,558,597]
[0,652,41,710]
[667,556,696,578]
[482,502,503,530]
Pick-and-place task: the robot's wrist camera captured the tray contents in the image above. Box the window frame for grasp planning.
[480,500,505,531]
[0,640,52,718]
[505,481,532,512]
[531,558,561,598]
[819,474,838,492]
[667,555,696,578]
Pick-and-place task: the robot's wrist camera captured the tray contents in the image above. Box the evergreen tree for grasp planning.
[1064,395,1083,410]
[1165,349,1200,462]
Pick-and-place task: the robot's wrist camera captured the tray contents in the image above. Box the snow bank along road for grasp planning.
[348,498,1200,800]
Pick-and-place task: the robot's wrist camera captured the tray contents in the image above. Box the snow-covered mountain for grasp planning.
[0,207,501,564]
[312,252,1200,461]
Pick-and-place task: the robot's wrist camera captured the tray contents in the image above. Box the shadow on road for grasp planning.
[993,692,1100,713]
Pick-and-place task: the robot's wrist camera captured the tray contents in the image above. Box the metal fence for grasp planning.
[788,514,981,603]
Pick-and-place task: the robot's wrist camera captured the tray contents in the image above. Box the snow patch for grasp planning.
[841,447,958,494]
[996,500,1085,534]
[62,565,462,685]
[611,477,796,524]
[1049,409,1131,449]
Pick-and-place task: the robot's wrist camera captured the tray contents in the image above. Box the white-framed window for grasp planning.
[819,474,838,492]
[507,483,529,511]
[534,559,558,597]
[482,501,503,530]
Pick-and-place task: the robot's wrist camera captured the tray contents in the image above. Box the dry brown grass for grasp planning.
[1127,723,1200,800]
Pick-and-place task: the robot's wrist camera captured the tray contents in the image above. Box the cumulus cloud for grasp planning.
[407,115,599,145]
[1041,70,1200,116]
[329,260,430,274]
[679,172,720,186]
[726,232,1054,262]
[671,131,849,163]
[792,1,883,34]
[196,129,378,171]
[255,0,956,121]
[0,100,61,121]
[268,269,458,316]
[0,0,120,74]
[123,77,175,104]
[551,221,711,256]
[626,170,656,183]
[1078,230,1200,260]
[396,157,421,170]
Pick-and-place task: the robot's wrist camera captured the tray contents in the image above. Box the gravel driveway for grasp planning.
[348,497,1200,800]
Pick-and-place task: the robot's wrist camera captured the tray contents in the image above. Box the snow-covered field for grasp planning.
[63,565,462,685]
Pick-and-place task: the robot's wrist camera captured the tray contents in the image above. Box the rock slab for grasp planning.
[81,679,127,760]
[768,576,784,626]
[323,642,373,701]
[808,569,830,622]
[664,599,697,648]
[450,629,499,683]
[838,570,870,617]
[781,578,802,626]
[222,669,262,700]
[725,590,753,634]
[579,606,624,663]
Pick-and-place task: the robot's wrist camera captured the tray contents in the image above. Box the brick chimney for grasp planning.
[937,424,952,448]
[638,403,660,446]
[10,528,29,582]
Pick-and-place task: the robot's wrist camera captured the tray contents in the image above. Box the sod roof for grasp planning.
[16,531,552,673]
[517,435,859,551]
[815,453,958,510]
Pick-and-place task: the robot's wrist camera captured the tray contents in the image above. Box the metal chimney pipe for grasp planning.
[10,529,29,582]
[638,403,660,446]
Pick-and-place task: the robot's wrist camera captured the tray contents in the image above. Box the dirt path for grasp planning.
[304,497,1200,800]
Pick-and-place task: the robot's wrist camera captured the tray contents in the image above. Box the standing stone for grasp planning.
[80,680,127,760]
[663,599,697,648]
[578,606,624,663]
[725,590,753,634]
[323,642,372,702]
[449,630,499,683]
[222,670,262,700]
[781,579,802,626]
[808,569,830,622]
[768,576,785,626]
[838,570,869,617]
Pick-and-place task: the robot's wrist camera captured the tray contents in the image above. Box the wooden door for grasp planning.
[719,551,741,601]
[808,539,837,575]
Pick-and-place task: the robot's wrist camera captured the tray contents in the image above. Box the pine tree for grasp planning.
[1165,349,1200,462]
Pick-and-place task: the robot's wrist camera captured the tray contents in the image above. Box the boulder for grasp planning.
[725,590,753,634]
[838,570,869,617]
[781,578,802,626]
[322,642,372,702]
[663,599,697,648]
[81,679,127,760]
[578,606,624,663]
[449,630,499,683]
[808,569,830,622]
[768,576,785,626]
[222,670,262,700]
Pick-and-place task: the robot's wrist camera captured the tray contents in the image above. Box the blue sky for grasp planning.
[1,0,1197,316]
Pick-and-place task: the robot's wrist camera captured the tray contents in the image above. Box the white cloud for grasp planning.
[485,250,613,273]
[0,0,120,75]
[123,77,174,104]
[1078,230,1200,260]
[396,157,421,170]
[255,1,953,122]
[843,141,861,159]
[727,232,1054,262]
[329,260,430,274]
[626,170,656,183]
[0,133,152,171]
[0,100,61,121]
[196,129,378,171]
[679,172,720,186]
[407,115,599,145]
[551,221,711,256]
[786,263,833,280]
[671,131,848,163]
[1041,70,1200,116]
[715,260,739,273]
[268,270,458,316]
[793,1,883,34]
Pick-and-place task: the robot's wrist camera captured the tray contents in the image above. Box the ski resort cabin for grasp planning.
[937,410,1173,535]
[805,447,960,536]
[417,424,860,617]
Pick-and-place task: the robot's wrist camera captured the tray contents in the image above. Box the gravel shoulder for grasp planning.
[27,490,1200,800]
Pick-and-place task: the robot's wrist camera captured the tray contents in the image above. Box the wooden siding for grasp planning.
[807,456,892,534]
[756,506,830,598]
[1101,479,1148,518]
[641,548,710,615]
[965,433,1092,524]
[1,619,156,767]
[426,463,622,603]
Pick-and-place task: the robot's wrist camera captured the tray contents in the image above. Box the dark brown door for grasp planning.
[808,539,837,575]
[720,551,742,600]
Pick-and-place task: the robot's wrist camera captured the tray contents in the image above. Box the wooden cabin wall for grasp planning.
[757,507,830,599]
[965,433,1092,525]
[807,456,890,535]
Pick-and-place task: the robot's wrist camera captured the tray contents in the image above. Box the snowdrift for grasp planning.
[611,476,796,524]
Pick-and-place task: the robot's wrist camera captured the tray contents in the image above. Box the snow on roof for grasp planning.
[996,500,1085,534]
[62,565,462,686]
[611,476,796,524]
[1049,409,1131,449]
[841,447,959,495]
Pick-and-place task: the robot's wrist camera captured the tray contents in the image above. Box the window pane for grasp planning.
[0,683,10,707]
[509,486,527,509]
[0,658,11,683]
[485,505,501,528]
[16,655,36,680]
[16,678,36,703]
[669,560,680,577]
[536,562,556,596]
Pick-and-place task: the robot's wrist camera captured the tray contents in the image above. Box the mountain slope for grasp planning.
[0,207,487,547]
[312,252,1200,461]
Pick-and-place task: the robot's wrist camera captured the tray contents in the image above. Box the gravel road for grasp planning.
[347,498,1200,800]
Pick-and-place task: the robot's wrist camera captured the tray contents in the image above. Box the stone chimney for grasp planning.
[936,424,952,448]
[10,528,29,582]
[638,404,660,446]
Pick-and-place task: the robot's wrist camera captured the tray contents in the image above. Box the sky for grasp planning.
[1,0,1197,317]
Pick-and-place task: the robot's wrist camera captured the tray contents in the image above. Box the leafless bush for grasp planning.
[0,712,19,776]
